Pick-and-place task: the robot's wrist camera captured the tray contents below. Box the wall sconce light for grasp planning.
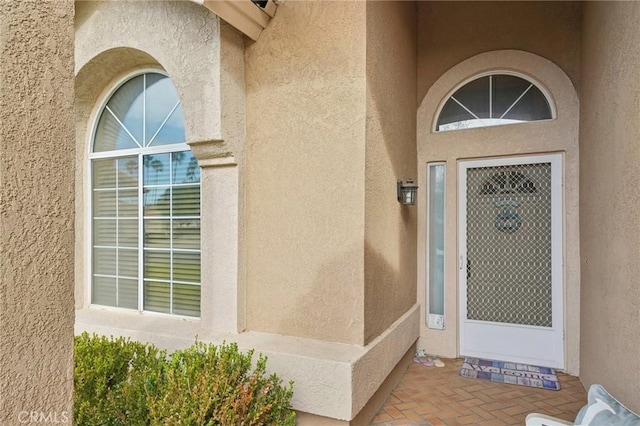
[397,179,418,205]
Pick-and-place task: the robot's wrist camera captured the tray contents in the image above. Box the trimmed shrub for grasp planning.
[74,332,166,425]
[74,333,295,425]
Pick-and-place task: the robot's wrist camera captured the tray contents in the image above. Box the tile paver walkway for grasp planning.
[371,358,587,425]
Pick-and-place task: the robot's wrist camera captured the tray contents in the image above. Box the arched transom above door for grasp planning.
[436,73,554,132]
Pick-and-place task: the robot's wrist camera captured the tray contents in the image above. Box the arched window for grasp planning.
[435,73,553,132]
[89,71,201,317]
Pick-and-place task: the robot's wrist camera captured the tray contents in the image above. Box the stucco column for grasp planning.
[0,1,75,424]
[188,140,241,333]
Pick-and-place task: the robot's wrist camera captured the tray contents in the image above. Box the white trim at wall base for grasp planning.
[75,304,419,421]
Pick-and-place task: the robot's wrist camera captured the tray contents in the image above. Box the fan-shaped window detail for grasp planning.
[94,73,185,152]
[89,72,201,317]
[436,74,553,132]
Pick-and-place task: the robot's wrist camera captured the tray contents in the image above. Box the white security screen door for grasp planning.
[458,154,564,369]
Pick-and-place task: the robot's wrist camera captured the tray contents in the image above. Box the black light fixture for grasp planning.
[397,179,418,205]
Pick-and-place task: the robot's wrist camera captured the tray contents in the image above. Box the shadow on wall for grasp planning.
[275,244,365,345]
[275,239,416,347]
[364,216,417,345]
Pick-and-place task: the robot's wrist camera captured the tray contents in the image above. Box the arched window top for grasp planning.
[93,72,185,152]
[435,73,553,132]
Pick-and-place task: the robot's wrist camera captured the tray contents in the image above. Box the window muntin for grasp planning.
[436,74,553,132]
[94,73,185,152]
[90,72,201,317]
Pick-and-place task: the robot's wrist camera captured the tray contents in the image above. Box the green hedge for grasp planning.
[74,333,295,425]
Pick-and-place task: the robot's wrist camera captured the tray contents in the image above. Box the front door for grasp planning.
[458,154,564,368]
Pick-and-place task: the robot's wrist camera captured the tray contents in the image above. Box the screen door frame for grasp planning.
[458,153,564,368]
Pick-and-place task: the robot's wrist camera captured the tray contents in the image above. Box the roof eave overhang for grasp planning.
[195,0,276,41]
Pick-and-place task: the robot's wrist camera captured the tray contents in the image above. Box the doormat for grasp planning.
[460,357,560,391]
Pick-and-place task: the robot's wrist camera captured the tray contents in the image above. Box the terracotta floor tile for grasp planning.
[371,358,587,425]
[470,405,497,420]
[458,414,483,424]
[477,419,508,426]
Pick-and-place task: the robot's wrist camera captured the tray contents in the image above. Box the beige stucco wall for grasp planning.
[364,1,418,344]
[579,2,640,412]
[417,1,582,105]
[245,1,368,344]
[0,0,75,424]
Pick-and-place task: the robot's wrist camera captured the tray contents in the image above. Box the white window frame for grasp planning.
[426,162,446,330]
[432,70,557,133]
[85,69,201,318]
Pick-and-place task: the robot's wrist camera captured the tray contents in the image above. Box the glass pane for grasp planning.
[437,99,476,131]
[173,252,200,283]
[93,219,116,246]
[106,75,144,147]
[92,276,116,306]
[118,248,138,278]
[144,281,170,314]
[502,86,552,122]
[173,219,200,249]
[492,75,531,118]
[428,164,446,319]
[118,219,138,247]
[144,219,170,248]
[145,75,185,146]
[118,278,138,310]
[93,190,116,217]
[144,186,171,217]
[94,248,116,275]
[118,189,138,217]
[117,157,139,188]
[150,105,186,147]
[143,153,170,185]
[173,284,201,317]
[188,155,201,183]
[144,250,170,280]
[172,151,200,184]
[94,109,139,152]
[452,76,489,119]
[93,159,117,188]
[172,185,200,216]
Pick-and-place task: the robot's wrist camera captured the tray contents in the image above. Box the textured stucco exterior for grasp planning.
[245,1,368,345]
[7,0,633,422]
[0,0,75,424]
[364,1,418,344]
[579,2,640,413]
[416,1,582,104]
